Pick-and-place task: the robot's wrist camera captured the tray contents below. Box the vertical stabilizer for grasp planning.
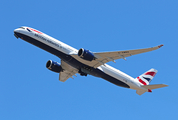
[135,68,157,85]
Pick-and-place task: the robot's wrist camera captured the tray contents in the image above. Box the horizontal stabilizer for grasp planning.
[142,84,168,90]
[136,90,147,95]
[136,84,168,95]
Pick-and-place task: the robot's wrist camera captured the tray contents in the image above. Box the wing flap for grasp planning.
[59,70,77,82]
[59,60,78,82]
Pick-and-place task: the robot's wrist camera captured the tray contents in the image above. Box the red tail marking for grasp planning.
[137,77,147,85]
[145,72,156,77]
[148,89,152,92]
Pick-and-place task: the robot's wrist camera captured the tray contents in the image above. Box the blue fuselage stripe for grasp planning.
[14,32,130,88]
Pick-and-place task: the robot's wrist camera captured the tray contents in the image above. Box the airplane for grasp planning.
[14,26,168,95]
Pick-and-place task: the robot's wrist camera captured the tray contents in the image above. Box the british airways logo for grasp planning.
[34,33,60,48]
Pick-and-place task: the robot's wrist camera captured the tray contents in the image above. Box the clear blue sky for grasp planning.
[1,0,177,120]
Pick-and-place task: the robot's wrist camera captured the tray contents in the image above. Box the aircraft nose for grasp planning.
[14,29,22,39]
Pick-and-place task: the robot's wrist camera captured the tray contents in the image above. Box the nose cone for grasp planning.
[14,28,22,39]
[14,28,20,33]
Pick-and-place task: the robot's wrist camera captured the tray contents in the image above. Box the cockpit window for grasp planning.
[19,27,25,29]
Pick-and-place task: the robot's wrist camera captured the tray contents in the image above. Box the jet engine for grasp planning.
[46,60,63,73]
[78,48,95,61]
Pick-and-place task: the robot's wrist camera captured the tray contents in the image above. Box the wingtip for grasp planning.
[163,84,168,87]
[158,44,164,48]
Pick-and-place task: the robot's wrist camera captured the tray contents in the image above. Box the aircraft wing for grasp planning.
[71,44,163,68]
[93,44,163,67]
[59,60,78,82]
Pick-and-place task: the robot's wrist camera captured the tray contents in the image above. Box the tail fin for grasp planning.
[135,68,157,85]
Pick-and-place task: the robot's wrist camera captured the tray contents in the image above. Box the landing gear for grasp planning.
[80,73,87,76]
[79,69,87,76]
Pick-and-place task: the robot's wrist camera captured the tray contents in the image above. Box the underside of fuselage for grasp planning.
[14,32,130,88]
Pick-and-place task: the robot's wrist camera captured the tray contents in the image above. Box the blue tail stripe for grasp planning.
[143,77,151,82]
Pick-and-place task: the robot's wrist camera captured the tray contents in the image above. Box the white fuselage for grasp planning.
[14,27,147,92]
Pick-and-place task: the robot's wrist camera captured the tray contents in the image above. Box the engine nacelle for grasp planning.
[78,48,95,61]
[46,60,63,73]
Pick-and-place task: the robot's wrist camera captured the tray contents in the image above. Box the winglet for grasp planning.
[158,44,164,48]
